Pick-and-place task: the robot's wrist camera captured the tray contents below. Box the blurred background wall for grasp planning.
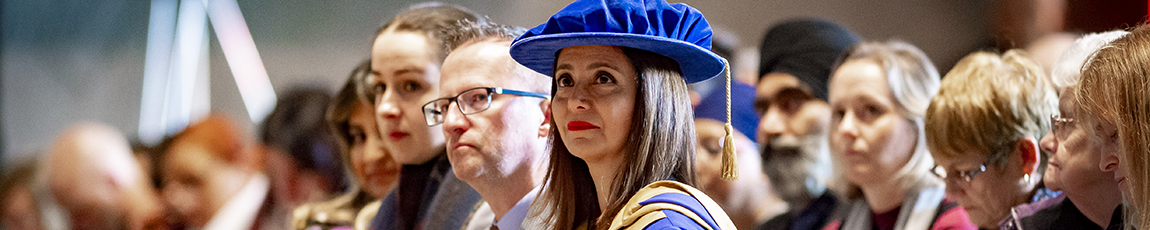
[1,0,1144,169]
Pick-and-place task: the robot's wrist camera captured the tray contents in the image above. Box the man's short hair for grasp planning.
[925,50,1057,167]
[441,19,527,53]
[440,20,550,95]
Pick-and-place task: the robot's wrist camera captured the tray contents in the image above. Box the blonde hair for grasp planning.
[830,40,942,199]
[925,50,1056,174]
[1075,24,1149,229]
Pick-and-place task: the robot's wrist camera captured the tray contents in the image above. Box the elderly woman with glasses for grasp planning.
[1021,30,1129,230]
[924,49,1058,229]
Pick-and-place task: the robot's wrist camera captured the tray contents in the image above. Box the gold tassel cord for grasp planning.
[720,58,738,181]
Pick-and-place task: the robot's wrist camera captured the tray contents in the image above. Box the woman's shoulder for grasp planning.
[292,191,368,230]
[607,180,737,230]
[355,199,383,230]
[930,199,977,230]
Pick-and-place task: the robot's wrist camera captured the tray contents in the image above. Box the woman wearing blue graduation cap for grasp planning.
[510,0,738,229]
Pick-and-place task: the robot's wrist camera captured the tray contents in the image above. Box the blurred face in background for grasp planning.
[694,118,766,203]
[695,118,731,197]
[348,103,399,198]
[160,142,251,228]
[755,72,832,155]
[123,154,167,230]
[755,72,832,200]
[828,59,917,190]
[1,184,41,230]
[45,124,167,230]
[369,28,446,165]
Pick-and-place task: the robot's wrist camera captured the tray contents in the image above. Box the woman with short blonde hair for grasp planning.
[924,49,1058,229]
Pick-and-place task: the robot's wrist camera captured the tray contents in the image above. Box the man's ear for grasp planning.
[1017,136,1040,176]
[539,100,551,138]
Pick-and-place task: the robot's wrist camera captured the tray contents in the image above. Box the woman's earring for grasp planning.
[1023,174,1031,184]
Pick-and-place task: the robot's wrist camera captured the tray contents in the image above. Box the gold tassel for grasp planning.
[720,58,738,180]
[721,124,738,180]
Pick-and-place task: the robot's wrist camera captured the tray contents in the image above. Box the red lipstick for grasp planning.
[388,132,410,141]
[567,121,600,131]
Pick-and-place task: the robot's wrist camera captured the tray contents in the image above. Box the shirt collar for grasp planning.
[493,186,542,230]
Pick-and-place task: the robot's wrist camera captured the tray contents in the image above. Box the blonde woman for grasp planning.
[1075,24,1150,229]
[925,49,1060,230]
[822,41,974,230]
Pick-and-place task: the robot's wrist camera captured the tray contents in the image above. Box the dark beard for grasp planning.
[761,137,817,209]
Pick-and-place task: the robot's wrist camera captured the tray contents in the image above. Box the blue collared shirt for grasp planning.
[493,186,541,230]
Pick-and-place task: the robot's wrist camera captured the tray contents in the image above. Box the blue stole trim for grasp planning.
[639,193,720,230]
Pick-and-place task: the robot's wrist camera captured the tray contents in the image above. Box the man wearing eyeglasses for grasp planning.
[924,50,1058,229]
[427,20,551,230]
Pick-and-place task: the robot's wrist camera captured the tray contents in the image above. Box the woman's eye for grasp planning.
[349,128,366,144]
[705,139,722,156]
[557,74,574,87]
[403,81,422,92]
[353,133,366,144]
[780,97,802,114]
[832,108,845,120]
[857,104,883,121]
[865,105,882,116]
[373,84,386,95]
[595,72,615,84]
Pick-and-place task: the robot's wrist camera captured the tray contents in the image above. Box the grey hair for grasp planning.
[1050,30,1129,90]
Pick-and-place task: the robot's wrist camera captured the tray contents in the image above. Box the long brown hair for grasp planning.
[328,59,372,176]
[538,47,698,230]
[1075,24,1150,229]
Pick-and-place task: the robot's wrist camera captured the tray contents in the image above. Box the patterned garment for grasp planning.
[606,180,737,230]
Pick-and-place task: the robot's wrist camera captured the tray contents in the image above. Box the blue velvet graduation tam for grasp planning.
[694,81,758,141]
[509,0,724,84]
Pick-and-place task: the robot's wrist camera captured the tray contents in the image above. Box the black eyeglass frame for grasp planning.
[421,87,550,126]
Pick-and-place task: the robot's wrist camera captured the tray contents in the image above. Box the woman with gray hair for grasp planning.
[1021,30,1129,230]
